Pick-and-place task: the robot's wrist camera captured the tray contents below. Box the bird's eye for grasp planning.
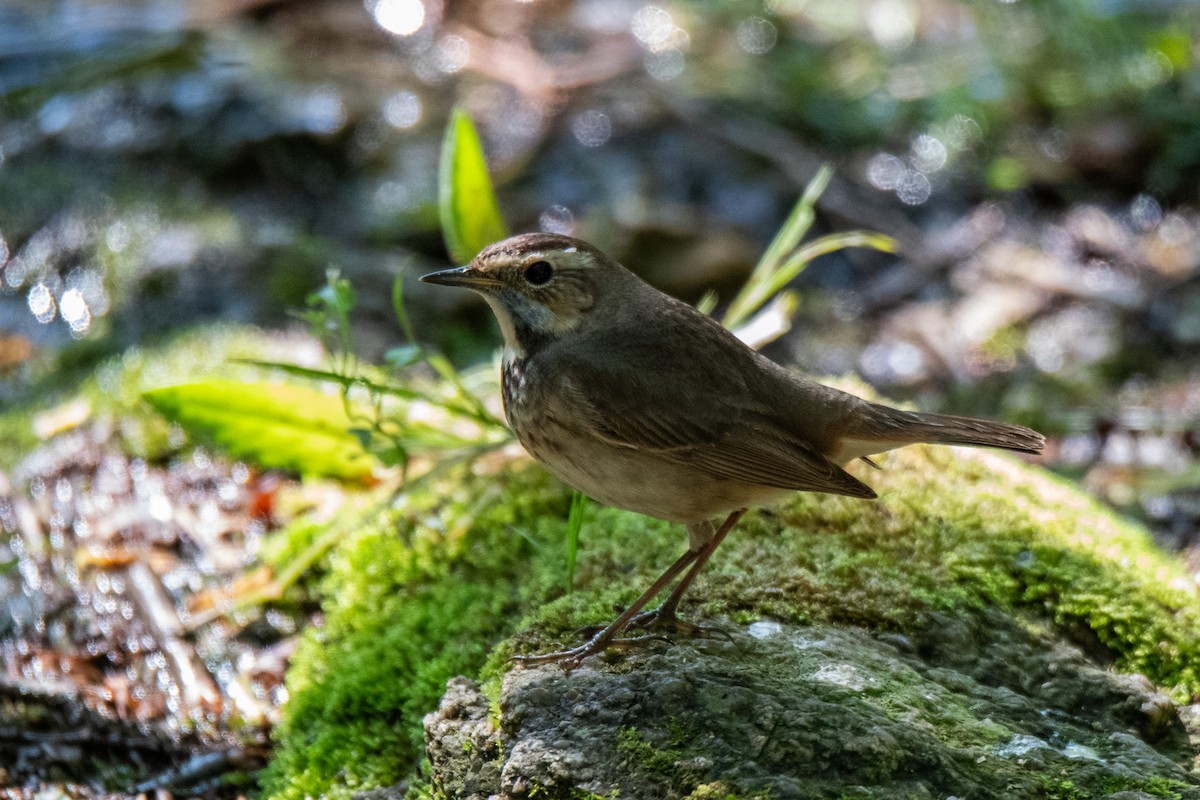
[524,260,553,286]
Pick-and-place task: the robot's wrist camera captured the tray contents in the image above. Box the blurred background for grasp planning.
[2,0,1200,789]
[4,0,1200,555]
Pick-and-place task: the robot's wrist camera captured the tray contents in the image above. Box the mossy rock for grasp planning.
[426,618,1195,799]
[264,443,1200,800]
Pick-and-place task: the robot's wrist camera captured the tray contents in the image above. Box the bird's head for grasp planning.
[420,233,622,357]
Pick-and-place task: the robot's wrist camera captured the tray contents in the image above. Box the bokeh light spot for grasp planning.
[297,87,346,135]
[67,267,109,317]
[860,340,928,385]
[736,17,777,55]
[539,205,575,235]
[434,35,470,73]
[1130,194,1162,231]
[1126,50,1171,89]
[632,5,674,50]
[866,152,905,190]
[646,49,686,80]
[911,134,947,173]
[383,91,422,129]
[373,180,413,213]
[106,221,130,253]
[571,110,612,147]
[944,115,983,150]
[60,288,91,335]
[867,0,915,50]
[38,96,74,135]
[28,283,56,324]
[895,170,931,205]
[370,0,426,37]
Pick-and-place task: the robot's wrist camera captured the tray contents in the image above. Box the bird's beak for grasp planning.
[419,265,499,290]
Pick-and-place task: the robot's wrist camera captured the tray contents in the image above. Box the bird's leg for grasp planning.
[510,544,703,669]
[629,509,746,635]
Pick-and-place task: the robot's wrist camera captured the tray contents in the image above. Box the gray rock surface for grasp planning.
[424,614,1199,799]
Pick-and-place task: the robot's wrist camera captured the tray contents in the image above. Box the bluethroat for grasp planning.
[421,233,1044,668]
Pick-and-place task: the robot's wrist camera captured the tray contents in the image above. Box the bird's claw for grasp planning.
[510,631,672,670]
[628,608,736,645]
[627,607,692,634]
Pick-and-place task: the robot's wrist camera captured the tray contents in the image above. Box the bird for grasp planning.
[420,232,1044,668]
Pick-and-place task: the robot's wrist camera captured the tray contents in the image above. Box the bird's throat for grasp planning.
[481,291,562,360]
[480,295,527,359]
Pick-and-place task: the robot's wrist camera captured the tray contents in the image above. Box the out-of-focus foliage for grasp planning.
[721,164,895,332]
[143,379,375,481]
[139,271,507,485]
[439,109,509,264]
[2,0,1198,414]
[279,269,510,473]
[691,0,1200,196]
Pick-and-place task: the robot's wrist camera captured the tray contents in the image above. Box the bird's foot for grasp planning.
[510,629,670,670]
[573,608,699,639]
[628,607,735,644]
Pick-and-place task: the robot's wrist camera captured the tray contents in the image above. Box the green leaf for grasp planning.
[143,380,375,481]
[438,108,509,264]
[723,164,832,330]
[392,274,418,345]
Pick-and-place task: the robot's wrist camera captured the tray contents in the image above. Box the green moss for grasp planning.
[1101,775,1192,798]
[1031,775,1191,800]
[488,444,1200,705]
[610,721,767,798]
[686,785,774,800]
[523,788,619,800]
[0,407,39,469]
[260,466,576,800]
[616,725,688,775]
[519,740,764,800]
[430,448,1197,796]
[679,445,1200,700]
[259,516,328,573]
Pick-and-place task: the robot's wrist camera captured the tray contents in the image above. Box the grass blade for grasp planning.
[721,165,895,332]
[565,491,587,593]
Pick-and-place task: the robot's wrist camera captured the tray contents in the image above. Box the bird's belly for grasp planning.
[519,426,787,524]
[503,358,788,522]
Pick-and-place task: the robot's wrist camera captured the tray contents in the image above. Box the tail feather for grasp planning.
[854,405,1045,455]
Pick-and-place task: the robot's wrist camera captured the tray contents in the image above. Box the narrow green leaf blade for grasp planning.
[143,380,374,481]
[438,109,509,264]
[565,491,588,594]
[723,164,854,332]
[695,289,719,315]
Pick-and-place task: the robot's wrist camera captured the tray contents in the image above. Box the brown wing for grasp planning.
[552,366,877,500]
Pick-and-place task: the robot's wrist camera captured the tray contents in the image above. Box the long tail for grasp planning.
[852,404,1045,455]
